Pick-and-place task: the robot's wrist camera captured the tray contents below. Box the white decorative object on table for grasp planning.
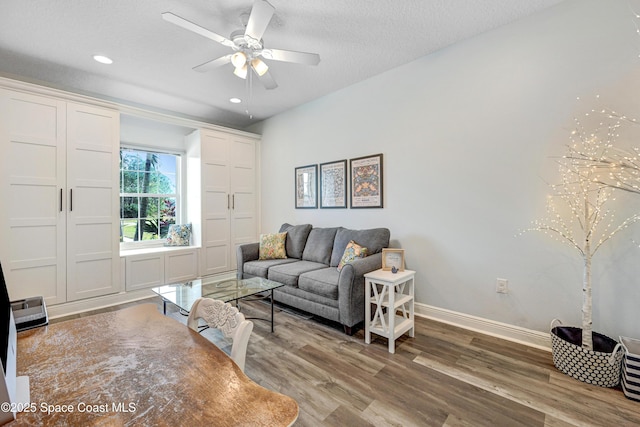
[364,268,415,353]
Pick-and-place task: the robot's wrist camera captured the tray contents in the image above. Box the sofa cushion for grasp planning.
[302,227,339,264]
[337,240,368,272]
[259,232,287,260]
[243,258,298,278]
[330,227,390,267]
[279,223,312,259]
[298,268,340,300]
[268,260,327,287]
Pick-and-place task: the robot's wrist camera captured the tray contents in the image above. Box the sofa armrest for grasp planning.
[337,252,382,327]
[236,243,260,278]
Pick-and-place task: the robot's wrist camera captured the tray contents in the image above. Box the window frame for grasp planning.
[119,144,184,250]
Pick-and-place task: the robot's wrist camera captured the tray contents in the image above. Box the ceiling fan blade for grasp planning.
[245,0,275,41]
[193,54,232,72]
[255,68,278,90]
[162,12,236,48]
[261,48,320,66]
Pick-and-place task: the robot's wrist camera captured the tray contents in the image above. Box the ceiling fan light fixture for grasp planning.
[163,1,318,94]
[251,58,268,76]
[231,51,247,69]
[233,64,248,79]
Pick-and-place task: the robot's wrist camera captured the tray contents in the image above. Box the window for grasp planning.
[120,148,180,244]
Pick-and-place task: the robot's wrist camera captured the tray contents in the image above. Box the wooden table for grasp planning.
[11,303,298,426]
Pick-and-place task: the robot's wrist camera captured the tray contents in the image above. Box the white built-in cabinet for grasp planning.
[0,89,120,305]
[0,78,260,313]
[123,247,198,291]
[187,129,258,276]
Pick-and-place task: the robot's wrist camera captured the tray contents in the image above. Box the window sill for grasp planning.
[120,245,200,257]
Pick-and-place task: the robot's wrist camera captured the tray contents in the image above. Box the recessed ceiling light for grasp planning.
[93,55,113,65]
[229,98,242,104]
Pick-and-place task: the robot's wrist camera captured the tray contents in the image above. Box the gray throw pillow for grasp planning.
[301,227,340,265]
[330,227,390,266]
[279,223,312,259]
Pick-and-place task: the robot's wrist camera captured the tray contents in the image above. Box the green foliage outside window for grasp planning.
[119,149,179,242]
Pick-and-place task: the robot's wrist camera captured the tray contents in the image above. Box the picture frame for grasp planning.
[382,248,405,271]
[320,159,347,209]
[350,153,383,208]
[295,164,318,209]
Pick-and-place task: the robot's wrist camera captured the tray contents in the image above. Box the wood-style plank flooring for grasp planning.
[53,298,640,426]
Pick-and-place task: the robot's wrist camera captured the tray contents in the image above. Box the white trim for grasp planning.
[47,289,157,320]
[120,143,185,157]
[0,74,260,139]
[46,266,551,350]
[415,302,551,351]
[47,271,235,320]
[120,245,201,257]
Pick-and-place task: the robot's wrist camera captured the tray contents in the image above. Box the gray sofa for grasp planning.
[236,223,390,334]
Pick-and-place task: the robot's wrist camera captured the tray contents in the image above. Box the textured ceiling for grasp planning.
[0,0,565,129]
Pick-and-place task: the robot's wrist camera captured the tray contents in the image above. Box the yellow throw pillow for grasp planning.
[259,232,288,260]
[337,240,368,271]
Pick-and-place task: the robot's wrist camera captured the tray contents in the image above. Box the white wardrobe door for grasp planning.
[229,135,257,270]
[201,131,231,275]
[66,103,120,301]
[0,90,67,304]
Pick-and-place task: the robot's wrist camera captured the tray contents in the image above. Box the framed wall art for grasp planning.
[295,164,318,209]
[382,248,405,271]
[320,159,347,209]
[350,153,383,208]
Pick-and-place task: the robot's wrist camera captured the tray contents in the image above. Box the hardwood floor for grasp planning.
[52,298,640,426]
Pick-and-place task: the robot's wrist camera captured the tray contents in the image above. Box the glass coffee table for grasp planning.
[151,276,284,332]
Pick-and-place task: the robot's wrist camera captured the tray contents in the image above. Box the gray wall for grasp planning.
[249,0,640,339]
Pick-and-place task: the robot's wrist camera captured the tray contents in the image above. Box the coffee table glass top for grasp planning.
[151,276,284,312]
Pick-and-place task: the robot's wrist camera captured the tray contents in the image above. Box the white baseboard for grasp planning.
[414,302,551,351]
[48,279,551,352]
[47,272,236,319]
[47,289,157,319]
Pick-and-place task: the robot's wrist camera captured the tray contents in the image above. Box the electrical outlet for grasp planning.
[496,278,509,294]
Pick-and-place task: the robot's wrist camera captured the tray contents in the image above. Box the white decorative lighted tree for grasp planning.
[567,110,640,196]
[527,109,640,350]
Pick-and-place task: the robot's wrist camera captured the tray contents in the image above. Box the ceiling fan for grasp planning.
[162,0,320,90]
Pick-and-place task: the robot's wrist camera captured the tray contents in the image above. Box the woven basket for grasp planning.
[620,336,640,401]
[550,319,623,388]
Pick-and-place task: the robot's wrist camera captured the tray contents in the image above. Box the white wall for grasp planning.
[250,0,640,339]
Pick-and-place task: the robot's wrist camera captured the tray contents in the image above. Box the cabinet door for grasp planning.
[199,131,258,275]
[200,131,231,275]
[230,135,257,269]
[125,254,164,291]
[165,249,198,283]
[0,90,67,304]
[66,103,120,301]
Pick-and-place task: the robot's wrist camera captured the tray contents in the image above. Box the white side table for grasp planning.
[364,268,415,353]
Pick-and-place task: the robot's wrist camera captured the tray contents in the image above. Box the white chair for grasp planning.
[187,298,253,372]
